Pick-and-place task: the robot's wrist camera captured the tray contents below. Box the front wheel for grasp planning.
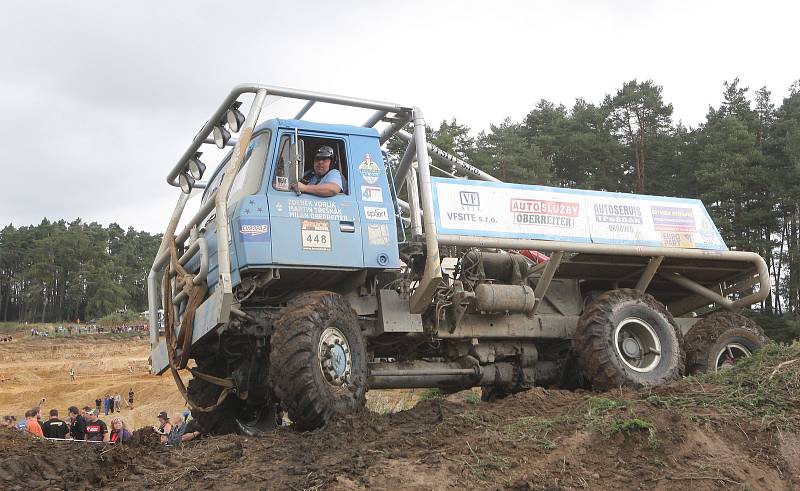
[575,288,684,390]
[684,312,769,374]
[269,291,367,431]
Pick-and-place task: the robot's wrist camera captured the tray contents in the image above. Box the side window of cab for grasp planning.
[272,135,348,194]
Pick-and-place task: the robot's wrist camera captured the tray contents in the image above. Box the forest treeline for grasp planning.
[395,77,800,317]
[0,220,161,322]
[1,77,799,323]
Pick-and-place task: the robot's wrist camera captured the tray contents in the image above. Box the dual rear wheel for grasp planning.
[574,288,769,390]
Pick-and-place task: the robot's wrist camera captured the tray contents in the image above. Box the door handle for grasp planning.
[340,221,356,233]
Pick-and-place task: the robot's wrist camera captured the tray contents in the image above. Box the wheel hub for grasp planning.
[714,342,751,371]
[613,317,662,373]
[622,337,641,358]
[318,327,352,386]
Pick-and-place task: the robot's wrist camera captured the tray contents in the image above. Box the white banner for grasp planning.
[431,178,726,250]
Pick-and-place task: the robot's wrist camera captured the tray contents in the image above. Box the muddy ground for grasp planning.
[1,332,799,490]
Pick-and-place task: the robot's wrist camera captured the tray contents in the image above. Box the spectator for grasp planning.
[114,392,121,412]
[95,397,102,414]
[69,368,75,381]
[127,388,134,409]
[181,418,203,443]
[68,406,87,441]
[103,394,111,416]
[1,415,17,428]
[24,409,43,437]
[42,409,69,439]
[109,418,132,444]
[166,415,185,445]
[156,411,172,444]
[84,409,108,442]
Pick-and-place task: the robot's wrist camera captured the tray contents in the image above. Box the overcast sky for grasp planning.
[1,1,797,234]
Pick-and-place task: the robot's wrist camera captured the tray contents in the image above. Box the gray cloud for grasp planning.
[2,0,798,233]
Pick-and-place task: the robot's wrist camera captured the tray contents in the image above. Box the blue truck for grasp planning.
[148,84,770,434]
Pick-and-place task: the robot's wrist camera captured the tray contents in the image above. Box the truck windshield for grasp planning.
[202,131,271,205]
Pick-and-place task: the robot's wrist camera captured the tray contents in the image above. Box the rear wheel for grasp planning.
[269,291,367,431]
[684,312,769,374]
[575,288,684,390]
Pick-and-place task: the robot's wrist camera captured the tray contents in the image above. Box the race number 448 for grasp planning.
[301,220,331,251]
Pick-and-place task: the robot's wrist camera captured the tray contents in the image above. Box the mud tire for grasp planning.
[269,291,367,431]
[684,312,769,374]
[575,288,684,390]
[187,359,278,436]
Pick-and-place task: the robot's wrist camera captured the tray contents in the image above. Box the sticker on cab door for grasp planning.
[358,154,380,185]
[301,220,331,251]
[364,206,389,221]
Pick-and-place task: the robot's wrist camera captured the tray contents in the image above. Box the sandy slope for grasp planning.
[0,332,190,430]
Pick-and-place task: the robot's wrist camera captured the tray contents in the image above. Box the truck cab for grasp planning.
[193,119,400,294]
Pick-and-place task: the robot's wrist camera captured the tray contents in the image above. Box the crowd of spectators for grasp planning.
[1,397,202,446]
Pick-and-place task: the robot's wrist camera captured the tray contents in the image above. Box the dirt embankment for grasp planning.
[1,331,799,490]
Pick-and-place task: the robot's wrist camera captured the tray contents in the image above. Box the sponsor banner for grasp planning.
[433,180,590,243]
[364,206,389,221]
[431,178,727,250]
[361,185,384,202]
[239,219,270,242]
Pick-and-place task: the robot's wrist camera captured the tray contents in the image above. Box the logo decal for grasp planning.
[358,154,380,185]
[459,191,480,207]
[361,186,383,202]
[364,206,389,221]
[240,219,270,242]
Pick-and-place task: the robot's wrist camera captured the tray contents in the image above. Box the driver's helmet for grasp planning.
[314,146,335,160]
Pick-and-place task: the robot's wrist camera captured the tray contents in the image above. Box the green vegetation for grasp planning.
[418,388,445,402]
[610,418,661,450]
[645,341,800,429]
[463,391,481,405]
[0,221,160,322]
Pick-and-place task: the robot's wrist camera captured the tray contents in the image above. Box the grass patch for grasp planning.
[610,417,660,450]
[464,392,481,405]
[644,341,800,429]
[418,388,445,402]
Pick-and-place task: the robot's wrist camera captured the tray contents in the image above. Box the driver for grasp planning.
[293,146,345,197]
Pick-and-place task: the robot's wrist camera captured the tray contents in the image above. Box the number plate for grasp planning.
[301,220,331,251]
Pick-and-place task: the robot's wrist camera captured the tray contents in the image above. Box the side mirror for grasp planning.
[284,130,304,195]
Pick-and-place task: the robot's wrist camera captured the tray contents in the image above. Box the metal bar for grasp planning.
[148,192,190,349]
[294,100,315,119]
[202,138,236,147]
[660,272,734,309]
[168,83,413,187]
[408,109,443,313]
[379,119,409,145]
[213,89,268,324]
[396,129,500,183]
[430,162,458,178]
[393,138,417,191]
[635,256,663,292]
[362,110,388,127]
[668,274,759,316]
[531,252,564,316]
[436,234,770,310]
[152,196,217,272]
[406,166,423,236]
[370,368,475,377]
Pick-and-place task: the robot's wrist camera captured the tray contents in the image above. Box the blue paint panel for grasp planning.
[232,195,274,270]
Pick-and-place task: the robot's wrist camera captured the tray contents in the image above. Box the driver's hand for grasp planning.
[294,182,307,193]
